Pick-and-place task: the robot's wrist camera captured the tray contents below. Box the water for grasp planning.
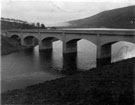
[1,40,135,92]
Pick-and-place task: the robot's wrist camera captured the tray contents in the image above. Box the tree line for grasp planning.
[1,17,46,29]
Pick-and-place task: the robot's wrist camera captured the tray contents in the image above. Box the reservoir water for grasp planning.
[1,40,135,92]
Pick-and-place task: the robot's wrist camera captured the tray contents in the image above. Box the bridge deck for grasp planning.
[4,28,135,36]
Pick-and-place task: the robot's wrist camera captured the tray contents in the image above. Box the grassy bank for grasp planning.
[1,57,135,105]
[1,36,25,55]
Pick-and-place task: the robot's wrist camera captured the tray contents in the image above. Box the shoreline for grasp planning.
[2,46,27,56]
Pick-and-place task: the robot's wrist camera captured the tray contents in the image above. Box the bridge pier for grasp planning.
[97,44,111,67]
[63,40,77,54]
[39,39,53,51]
[21,38,24,46]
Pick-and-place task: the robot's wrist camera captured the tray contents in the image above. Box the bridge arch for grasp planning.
[41,37,61,42]
[64,39,80,54]
[8,32,21,38]
[39,37,63,51]
[64,38,97,54]
[10,35,21,45]
[65,35,97,45]
[10,34,21,40]
[97,40,135,66]
[40,34,63,41]
[23,34,39,40]
[112,41,135,62]
[23,36,38,47]
[100,35,135,46]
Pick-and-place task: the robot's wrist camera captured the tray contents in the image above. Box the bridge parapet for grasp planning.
[6,28,135,38]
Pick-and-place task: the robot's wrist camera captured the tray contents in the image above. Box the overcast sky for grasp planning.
[1,0,134,26]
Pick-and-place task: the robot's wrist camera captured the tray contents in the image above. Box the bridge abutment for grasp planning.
[97,44,111,67]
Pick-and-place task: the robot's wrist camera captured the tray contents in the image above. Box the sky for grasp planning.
[1,0,135,26]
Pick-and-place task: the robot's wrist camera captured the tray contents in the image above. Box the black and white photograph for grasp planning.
[1,0,135,104]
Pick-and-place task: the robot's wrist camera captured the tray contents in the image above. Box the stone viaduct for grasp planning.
[4,28,135,67]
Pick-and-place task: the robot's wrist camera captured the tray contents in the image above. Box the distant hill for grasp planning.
[1,17,46,30]
[68,5,135,29]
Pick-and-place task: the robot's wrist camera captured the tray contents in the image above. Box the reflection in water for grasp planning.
[39,50,78,74]
[1,47,63,92]
[38,50,55,74]
[63,53,77,74]
[23,48,35,56]
[39,50,53,63]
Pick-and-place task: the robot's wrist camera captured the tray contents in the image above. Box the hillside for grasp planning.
[1,17,46,30]
[1,36,25,55]
[2,57,135,105]
[68,5,135,29]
